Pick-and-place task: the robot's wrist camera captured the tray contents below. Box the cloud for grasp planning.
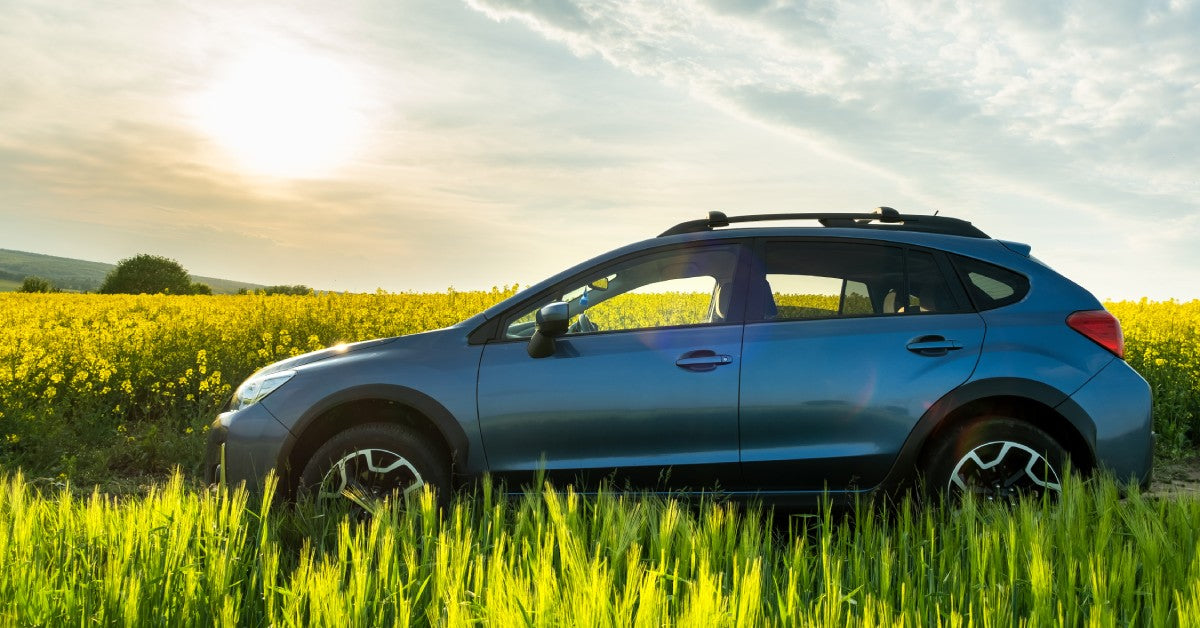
[3,0,1197,299]
[466,0,1200,218]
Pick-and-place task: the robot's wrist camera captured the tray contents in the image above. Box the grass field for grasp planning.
[1,471,1198,625]
[1,291,1199,624]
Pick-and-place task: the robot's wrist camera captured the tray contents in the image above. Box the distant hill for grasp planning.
[0,249,266,294]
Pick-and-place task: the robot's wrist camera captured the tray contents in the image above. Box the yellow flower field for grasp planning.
[0,289,517,480]
[0,292,1196,483]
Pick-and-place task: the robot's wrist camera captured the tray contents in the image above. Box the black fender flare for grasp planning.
[277,383,471,478]
[877,377,1096,490]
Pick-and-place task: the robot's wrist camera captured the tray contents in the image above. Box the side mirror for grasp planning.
[527,302,569,358]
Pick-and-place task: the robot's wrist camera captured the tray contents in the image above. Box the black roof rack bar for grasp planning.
[658,207,989,239]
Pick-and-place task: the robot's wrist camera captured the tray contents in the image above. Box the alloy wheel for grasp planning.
[947,440,1062,501]
[318,447,426,504]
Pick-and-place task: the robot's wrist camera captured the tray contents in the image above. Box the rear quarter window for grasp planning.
[951,254,1029,310]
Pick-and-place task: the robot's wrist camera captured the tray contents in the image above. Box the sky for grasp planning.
[1,0,1197,299]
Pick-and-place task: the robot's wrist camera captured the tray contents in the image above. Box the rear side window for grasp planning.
[906,250,966,314]
[952,255,1029,310]
[757,241,973,321]
[758,241,906,320]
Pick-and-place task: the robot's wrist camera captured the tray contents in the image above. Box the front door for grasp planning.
[477,243,746,491]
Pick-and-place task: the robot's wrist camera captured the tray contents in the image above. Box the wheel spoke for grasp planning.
[1024,455,1062,492]
[947,440,1061,500]
[317,448,426,506]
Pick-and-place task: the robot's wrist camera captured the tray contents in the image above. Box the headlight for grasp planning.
[231,370,295,411]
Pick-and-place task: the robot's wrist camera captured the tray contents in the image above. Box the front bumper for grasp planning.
[203,419,227,484]
[202,404,294,493]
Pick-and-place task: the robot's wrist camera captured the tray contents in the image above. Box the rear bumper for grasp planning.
[1060,359,1154,488]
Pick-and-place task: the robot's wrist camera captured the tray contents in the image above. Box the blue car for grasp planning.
[206,209,1154,505]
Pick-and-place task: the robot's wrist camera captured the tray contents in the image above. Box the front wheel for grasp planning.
[922,417,1066,502]
[299,422,449,509]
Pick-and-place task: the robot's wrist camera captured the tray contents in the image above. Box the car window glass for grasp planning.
[582,275,715,331]
[902,250,964,314]
[505,246,738,338]
[765,274,841,319]
[762,242,903,320]
[970,273,1014,299]
[952,255,1030,310]
[842,280,873,315]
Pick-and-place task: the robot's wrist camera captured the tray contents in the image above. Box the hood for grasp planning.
[254,336,400,376]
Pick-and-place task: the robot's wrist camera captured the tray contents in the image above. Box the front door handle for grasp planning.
[906,335,963,357]
[675,350,734,371]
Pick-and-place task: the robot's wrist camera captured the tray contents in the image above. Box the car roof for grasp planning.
[659,208,989,239]
[479,210,1064,321]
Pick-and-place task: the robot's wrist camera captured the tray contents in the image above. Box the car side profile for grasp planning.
[206,208,1154,505]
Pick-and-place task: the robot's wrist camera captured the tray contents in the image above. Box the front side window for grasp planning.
[504,245,741,338]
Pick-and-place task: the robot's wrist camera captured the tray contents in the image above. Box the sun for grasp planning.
[190,46,367,179]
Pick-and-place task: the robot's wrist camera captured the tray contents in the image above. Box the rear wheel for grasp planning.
[922,416,1066,502]
[299,423,449,509]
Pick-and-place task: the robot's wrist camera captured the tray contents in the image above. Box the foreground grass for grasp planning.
[1,473,1198,626]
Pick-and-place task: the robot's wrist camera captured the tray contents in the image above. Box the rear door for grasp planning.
[738,239,985,490]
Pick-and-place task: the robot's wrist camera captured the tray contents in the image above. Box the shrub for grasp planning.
[16,276,59,293]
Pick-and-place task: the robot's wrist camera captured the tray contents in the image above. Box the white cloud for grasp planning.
[461,0,1200,298]
[467,0,1200,214]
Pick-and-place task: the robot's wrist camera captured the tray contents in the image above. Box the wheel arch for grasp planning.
[277,384,470,494]
[881,378,1097,491]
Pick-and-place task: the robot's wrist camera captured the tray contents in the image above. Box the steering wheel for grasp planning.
[569,312,600,333]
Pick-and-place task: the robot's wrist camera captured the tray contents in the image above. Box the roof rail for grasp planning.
[658,207,989,239]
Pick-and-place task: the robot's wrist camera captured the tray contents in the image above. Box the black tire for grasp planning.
[922,416,1067,502]
[299,422,450,509]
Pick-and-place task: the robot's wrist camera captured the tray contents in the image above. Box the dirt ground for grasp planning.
[1148,455,1200,498]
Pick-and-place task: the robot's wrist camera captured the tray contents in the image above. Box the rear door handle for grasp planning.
[906,335,963,356]
[676,350,733,371]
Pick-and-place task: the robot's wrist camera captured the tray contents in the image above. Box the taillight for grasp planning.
[1067,310,1124,358]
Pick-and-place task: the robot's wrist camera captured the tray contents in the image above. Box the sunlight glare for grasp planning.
[191,46,367,178]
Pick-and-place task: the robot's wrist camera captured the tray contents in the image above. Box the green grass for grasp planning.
[0,278,19,292]
[1,472,1198,626]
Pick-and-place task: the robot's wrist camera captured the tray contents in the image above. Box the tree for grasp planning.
[236,285,313,295]
[262,284,313,296]
[99,254,203,295]
[17,276,59,293]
